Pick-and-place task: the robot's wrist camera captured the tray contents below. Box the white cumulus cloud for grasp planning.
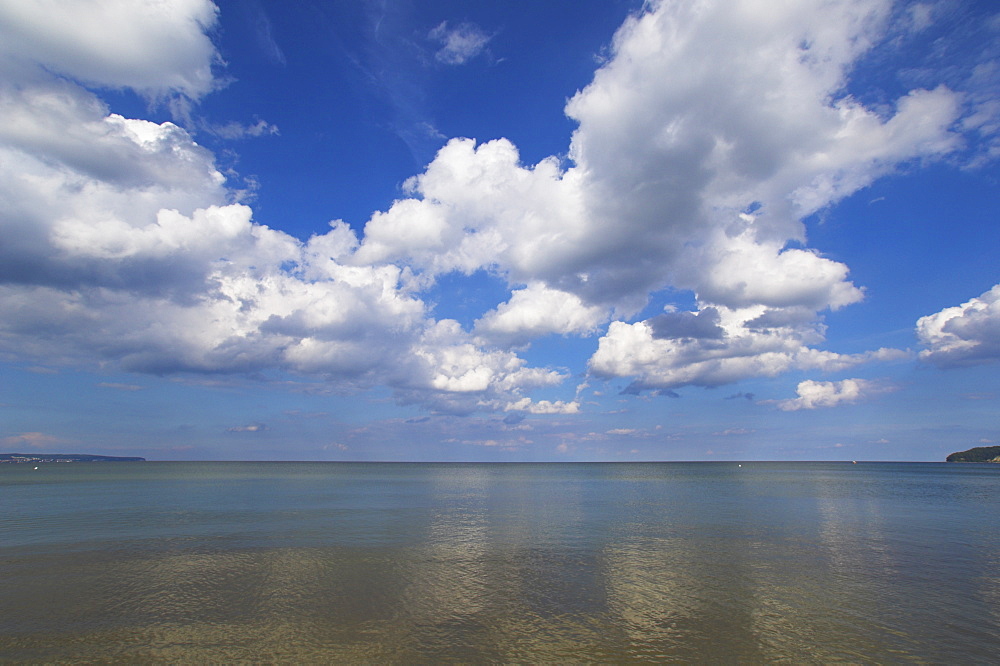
[504,398,580,415]
[354,0,966,392]
[0,1,575,415]
[475,282,608,345]
[0,0,220,98]
[774,378,885,411]
[0,0,993,421]
[917,284,1000,367]
[588,304,905,391]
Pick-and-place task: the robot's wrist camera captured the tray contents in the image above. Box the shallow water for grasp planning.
[2,461,999,662]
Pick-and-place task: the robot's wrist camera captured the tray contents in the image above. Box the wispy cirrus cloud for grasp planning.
[1,432,67,448]
[98,382,143,391]
[428,21,493,65]
[227,423,269,433]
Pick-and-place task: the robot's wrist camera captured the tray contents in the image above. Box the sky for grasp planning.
[1,0,998,462]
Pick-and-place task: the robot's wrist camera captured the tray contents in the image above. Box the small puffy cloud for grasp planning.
[324,442,349,451]
[205,118,279,140]
[917,284,1000,367]
[429,21,492,65]
[227,423,268,433]
[504,397,580,415]
[714,428,754,436]
[903,2,935,33]
[774,378,884,411]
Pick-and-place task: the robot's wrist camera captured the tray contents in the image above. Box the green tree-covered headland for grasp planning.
[946,446,1000,463]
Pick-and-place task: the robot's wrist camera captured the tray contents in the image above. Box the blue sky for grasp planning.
[1,0,998,461]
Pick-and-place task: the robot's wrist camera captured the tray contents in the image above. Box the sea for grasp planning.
[2,461,999,663]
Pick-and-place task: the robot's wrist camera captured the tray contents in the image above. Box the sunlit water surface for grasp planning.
[2,462,999,662]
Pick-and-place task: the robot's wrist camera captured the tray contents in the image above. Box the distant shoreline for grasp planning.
[0,453,146,463]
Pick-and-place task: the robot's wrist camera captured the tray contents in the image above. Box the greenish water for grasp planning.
[2,462,999,662]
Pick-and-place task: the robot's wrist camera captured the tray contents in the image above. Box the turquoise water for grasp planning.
[2,461,999,662]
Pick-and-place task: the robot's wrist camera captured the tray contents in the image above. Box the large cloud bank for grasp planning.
[0,0,994,415]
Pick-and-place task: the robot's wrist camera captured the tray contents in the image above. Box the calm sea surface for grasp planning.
[2,461,999,663]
